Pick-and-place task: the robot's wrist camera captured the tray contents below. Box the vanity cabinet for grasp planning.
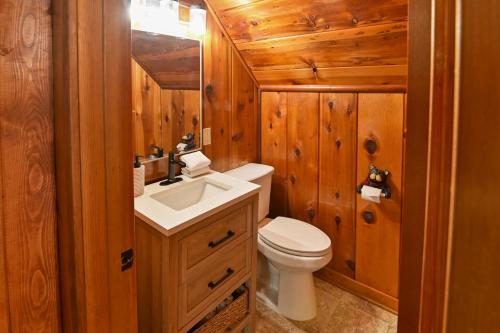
[136,195,258,333]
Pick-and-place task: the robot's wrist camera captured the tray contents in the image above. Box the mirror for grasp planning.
[131,30,202,161]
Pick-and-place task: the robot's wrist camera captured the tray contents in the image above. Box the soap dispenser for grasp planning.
[133,155,145,197]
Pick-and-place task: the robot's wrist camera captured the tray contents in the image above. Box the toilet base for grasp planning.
[276,269,317,321]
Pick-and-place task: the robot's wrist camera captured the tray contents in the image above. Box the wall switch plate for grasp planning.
[203,128,211,146]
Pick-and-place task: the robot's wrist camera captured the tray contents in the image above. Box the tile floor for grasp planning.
[256,278,397,333]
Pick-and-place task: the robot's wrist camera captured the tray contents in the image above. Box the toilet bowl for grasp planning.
[225,163,332,321]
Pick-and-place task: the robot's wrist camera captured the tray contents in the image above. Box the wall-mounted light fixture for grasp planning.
[130,0,207,39]
[188,5,207,36]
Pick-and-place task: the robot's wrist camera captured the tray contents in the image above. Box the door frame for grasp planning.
[398,0,457,331]
[53,0,138,331]
[50,0,458,331]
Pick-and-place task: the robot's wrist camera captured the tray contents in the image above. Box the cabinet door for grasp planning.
[356,94,404,297]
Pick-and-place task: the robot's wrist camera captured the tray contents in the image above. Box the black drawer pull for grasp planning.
[208,230,235,249]
[208,268,234,289]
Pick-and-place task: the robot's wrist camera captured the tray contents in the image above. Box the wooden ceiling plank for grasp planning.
[237,21,408,51]
[240,30,407,71]
[213,0,408,43]
[253,64,408,86]
[132,30,201,90]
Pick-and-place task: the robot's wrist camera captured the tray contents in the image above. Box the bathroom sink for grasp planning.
[150,177,232,211]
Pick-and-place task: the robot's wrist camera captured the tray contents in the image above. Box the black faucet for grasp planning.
[149,145,164,159]
[159,152,186,186]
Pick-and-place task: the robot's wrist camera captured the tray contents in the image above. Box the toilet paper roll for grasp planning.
[361,185,382,204]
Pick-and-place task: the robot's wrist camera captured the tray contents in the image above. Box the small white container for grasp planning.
[134,157,145,197]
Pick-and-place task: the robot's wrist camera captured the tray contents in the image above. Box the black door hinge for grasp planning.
[121,248,134,271]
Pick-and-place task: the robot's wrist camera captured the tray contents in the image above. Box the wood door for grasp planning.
[356,93,404,298]
[261,92,288,218]
[286,93,320,224]
[318,93,358,278]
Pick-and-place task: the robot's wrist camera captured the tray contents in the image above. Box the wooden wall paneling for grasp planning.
[160,90,175,153]
[132,59,162,157]
[183,90,201,147]
[286,93,320,224]
[318,93,358,278]
[0,0,61,331]
[356,94,404,298]
[230,50,258,169]
[203,13,232,171]
[53,0,138,331]
[260,92,288,217]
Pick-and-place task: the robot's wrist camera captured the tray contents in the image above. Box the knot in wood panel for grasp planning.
[346,104,353,116]
[364,138,378,155]
[328,100,335,111]
[232,132,243,141]
[307,209,316,219]
[336,138,342,148]
[289,174,296,184]
[294,147,301,157]
[205,84,214,95]
[305,15,318,28]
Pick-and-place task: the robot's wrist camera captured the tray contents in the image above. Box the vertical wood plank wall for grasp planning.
[318,94,358,278]
[132,59,162,157]
[356,94,404,298]
[0,0,61,331]
[287,93,320,225]
[132,59,201,159]
[203,13,258,172]
[261,91,405,311]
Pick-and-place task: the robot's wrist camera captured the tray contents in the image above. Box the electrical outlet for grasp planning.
[203,128,211,146]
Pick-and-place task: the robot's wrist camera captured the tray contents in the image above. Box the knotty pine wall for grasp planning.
[202,12,259,172]
[261,91,405,311]
[132,59,200,159]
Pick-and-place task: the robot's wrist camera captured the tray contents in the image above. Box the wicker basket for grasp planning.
[191,287,249,333]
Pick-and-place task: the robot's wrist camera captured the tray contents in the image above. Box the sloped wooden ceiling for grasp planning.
[205,0,408,86]
[132,30,201,90]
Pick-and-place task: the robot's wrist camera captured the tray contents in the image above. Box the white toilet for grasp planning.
[225,163,332,321]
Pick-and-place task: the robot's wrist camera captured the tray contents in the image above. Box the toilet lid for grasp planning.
[258,217,332,257]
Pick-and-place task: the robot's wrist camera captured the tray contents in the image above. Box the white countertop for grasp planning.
[134,171,260,236]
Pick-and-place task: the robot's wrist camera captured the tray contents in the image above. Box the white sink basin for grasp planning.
[150,177,232,211]
[134,172,260,236]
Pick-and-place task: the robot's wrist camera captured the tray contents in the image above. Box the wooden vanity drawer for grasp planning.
[179,202,252,272]
[178,239,251,327]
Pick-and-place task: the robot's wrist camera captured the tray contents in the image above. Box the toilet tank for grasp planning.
[224,163,274,221]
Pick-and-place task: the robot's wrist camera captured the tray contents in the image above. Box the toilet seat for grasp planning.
[258,217,331,257]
